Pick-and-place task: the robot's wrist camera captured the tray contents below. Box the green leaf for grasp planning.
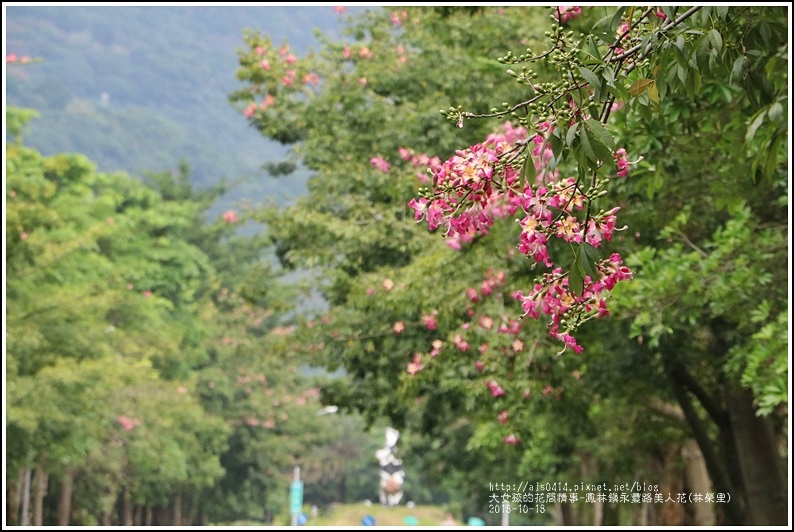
[767,102,783,122]
[609,7,627,33]
[582,241,601,263]
[708,29,723,54]
[584,128,613,164]
[579,67,602,91]
[602,66,616,86]
[745,110,766,143]
[584,119,615,150]
[580,243,600,280]
[565,121,580,148]
[764,133,783,180]
[577,126,596,162]
[520,151,536,186]
[569,256,585,296]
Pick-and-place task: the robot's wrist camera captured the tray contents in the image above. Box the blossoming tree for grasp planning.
[231,6,788,525]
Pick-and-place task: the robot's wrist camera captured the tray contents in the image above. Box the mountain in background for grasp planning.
[5,5,374,217]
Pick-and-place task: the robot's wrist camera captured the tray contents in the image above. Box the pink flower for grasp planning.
[223,210,239,223]
[393,321,405,334]
[255,46,266,55]
[359,47,372,60]
[260,60,270,70]
[343,45,351,59]
[407,353,424,375]
[285,54,297,65]
[423,312,438,330]
[453,334,470,352]
[358,77,368,86]
[370,156,390,173]
[655,8,667,20]
[20,232,29,240]
[6,54,17,63]
[143,290,153,299]
[486,380,505,397]
[466,287,479,302]
[474,361,485,371]
[615,148,629,177]
[261,94,275,109]
[117,415,140,432]
[504,434,519,445]
[382,279,394,291]
[555,6,582,23]
[333,6,346,14]
[243,103,257,119]
[498,411,509,425]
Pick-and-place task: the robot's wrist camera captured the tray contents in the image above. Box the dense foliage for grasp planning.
[5,108,383,525]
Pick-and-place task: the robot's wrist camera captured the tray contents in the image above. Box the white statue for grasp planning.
[376,427,404,506]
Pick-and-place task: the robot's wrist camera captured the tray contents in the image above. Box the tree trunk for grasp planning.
[57,469,76,525]
[32,466,48,526]
[602,501,619,526]
[727,387,787,525]
[592,496,602,526]
[667,363,743,524]
[338,473,346,503]
[173,490,182,526]
[122,486,133,526]
[21,467,32,526]
[681,439,715,525]
[657,445,685,526]
[7,470,21,526]
[556,502,574,525]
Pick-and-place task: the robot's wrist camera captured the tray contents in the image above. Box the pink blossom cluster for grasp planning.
[486,379,506,397]
[117,415,140,432]
[390,10,408,26]
[370,156,390,173]
[408,122,633,353]
[514,253,632,354]
[6,54,31,64]
[406,353,424,374]
[555,6,583,24]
